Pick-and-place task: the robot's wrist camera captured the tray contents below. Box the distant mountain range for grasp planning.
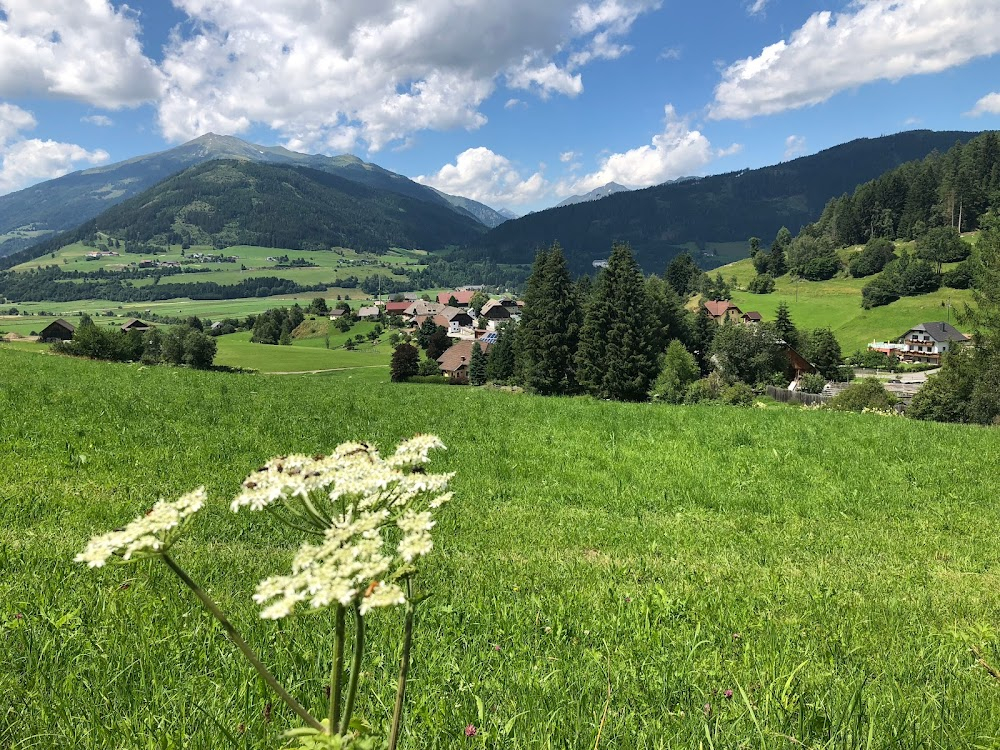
[0,133,508,257]
[479,130,983,273]
[2,160,487,266]
[556,181,630,207]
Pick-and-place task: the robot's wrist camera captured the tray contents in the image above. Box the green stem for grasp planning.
[161,553,324,732]
[340,608,366,734]
[387,579,415,750]
[330,605,346,733]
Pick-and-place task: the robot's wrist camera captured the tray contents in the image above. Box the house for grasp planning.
[416,307,474,335]
[871,322,970,364]
[782,344,818,380]
[436,340,492,383]
[329,309,348,320]
[436,290,476,307]
[480,299,511,322]
[404,300,445,319]
[121,319,152,333]
[742,311,763,324]
[356,306,381,320]
[39,319,75,342]
[385,301,410,316]
[703,300,743,324]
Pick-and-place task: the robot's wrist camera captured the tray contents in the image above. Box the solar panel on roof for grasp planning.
[481,332,499,344]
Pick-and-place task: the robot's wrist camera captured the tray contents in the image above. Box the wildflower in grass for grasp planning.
[703,703,712,716]
[724,689,733,700]
[74,487,206,567]
[465,725,478,737]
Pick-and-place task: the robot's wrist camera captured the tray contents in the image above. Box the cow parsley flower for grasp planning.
[75,487,206,568]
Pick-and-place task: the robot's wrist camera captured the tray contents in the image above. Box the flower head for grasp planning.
[465,724,478,737]
[75,487,206,568]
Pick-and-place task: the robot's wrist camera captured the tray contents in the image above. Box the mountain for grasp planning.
[0,133,498,257]
[479,130,983,274]
[2,160,486,266]
[497,208,520,220]
[426,187,511,228]
[556,181,630,207]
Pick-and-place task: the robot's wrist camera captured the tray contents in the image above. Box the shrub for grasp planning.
[390,343,420,382]
[721,382,755,406]
[418,356,440,377]
[747,273,775,294]
[684,372,724,403]
[829,378,898,412]
[650,340,699,403]
[798,373,827,394]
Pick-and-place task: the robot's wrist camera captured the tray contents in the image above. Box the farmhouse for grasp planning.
[385,301,410,316]
[436,290,476,307]
[436,340,491,383]
[328,309,347,320]
[39,319,75,342]
[480,299,511,321]
[703,300,743,324]
[404,300,445,319]
[868,321,969,364]
[121,319,153,333]
[356,306,380,320]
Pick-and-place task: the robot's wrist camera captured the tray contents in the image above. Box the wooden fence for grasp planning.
[765,385,831,406]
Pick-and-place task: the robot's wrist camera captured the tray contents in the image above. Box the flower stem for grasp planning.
[387,578,415,750]
[330,605,346,733]
[340,608,366,734]
[160,553,324,732]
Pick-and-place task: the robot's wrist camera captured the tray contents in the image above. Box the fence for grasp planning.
[765,385,831,406]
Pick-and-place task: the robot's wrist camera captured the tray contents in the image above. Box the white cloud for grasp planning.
[784,135,807,160]
[0,102,109,194]
[82,115,113,127]
[566,105,737,193]
[658,47,681,61]
[156,0,658,151]
[967,92,1000,116]
[710,0,1000,120]
[504,98,525,110]
[746,0,769,15]
[560,151,579,162]
[0,0,161,107]
[0,102,36,146]
[414,147,548,208]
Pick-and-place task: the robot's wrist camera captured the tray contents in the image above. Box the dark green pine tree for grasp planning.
[485,324,516,382]
[516,244,582,395]
[576,242,658,401]
[773,301,798,348]
[468,342,487,386]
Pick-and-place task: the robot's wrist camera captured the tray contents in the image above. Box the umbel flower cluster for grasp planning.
[76,435,452,619]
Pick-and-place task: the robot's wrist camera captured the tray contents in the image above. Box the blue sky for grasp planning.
[1,0,999,212]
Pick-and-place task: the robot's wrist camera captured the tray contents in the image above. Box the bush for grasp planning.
[650,340,699,403]
[418,356,440,377]
[721,382,754,406]
[942,261,972,289]
[798,373,827,394]
[390,343,420,382]
[684,372,724,404]
[849,237,896,278]
[747,273,775,294]
[829,378,898,412]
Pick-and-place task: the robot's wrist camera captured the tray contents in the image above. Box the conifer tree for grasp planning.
[773,301,798,348]
[486,324,516,383]
[645,275,686,355]
[516,244,581,395]
[468,342,487,385]
[576,242,658,401]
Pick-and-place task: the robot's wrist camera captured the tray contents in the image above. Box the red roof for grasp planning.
[436,290,476,306]
[385,301,410,314]
[703,300,741,318]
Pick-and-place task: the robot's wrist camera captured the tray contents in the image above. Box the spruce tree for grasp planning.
[516,244,581,395]
[773,301,798,348]
[645,275,686,355]
[577,242,658,401]
[468,342,487,385]
[486,324,516,382]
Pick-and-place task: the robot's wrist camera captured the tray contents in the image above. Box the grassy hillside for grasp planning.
[718,253,973,353]
[2,349,998,748]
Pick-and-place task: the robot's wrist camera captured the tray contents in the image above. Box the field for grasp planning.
[214,328,390,373]
[719,255,973,353]
[2,348,999,749]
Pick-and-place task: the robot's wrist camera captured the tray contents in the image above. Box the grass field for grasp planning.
[213,329,390,373]
[2,349,998,749]
[718,257,973,353]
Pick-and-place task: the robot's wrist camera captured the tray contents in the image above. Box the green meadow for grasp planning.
[719,255,973,353]
[2,348,998,749]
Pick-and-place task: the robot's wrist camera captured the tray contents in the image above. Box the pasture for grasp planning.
[1,348,998,749]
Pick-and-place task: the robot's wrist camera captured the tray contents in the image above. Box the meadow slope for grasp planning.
[1,349,998,749]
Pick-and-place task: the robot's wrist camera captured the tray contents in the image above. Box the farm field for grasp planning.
[2,349,998,748]
[213,329,390,373]
[719,256,973,353]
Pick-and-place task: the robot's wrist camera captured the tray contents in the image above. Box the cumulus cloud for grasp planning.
[82,115,113,127]
[0,0,160,107]
[784,135,807,160]
[414,147,547,208]
[156,0,657,150]
[710,0,1000,120]
[967,92,1000,117]
[0,102,108,194]
[566,105,738,193]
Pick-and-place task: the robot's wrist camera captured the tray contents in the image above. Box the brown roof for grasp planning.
[385,301,410,314]
[439,306,473,322]
[436,290,476,306]
[436,339,491,373]
[480,299,511,317]
[121,318,152,332]
[742,311,763,321]
[40,318,75,335]
[404,300,445,317]
[357,306,380,318]
[703,300,741,318]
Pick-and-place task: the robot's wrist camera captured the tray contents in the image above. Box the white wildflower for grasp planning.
[360,582,406,615]
[387,434,446,469]
[75,487,206,568]
[429,492,453,508]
